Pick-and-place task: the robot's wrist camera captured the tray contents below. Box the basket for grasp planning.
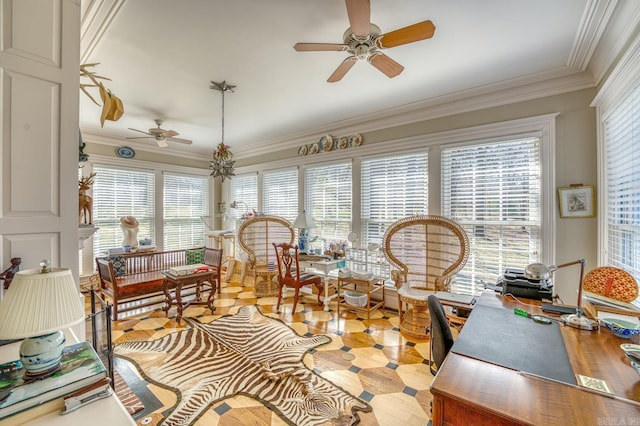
[344,291,367,307]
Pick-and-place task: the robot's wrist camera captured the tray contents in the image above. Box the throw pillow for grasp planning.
[186,248,205,265]
[107,255,126,277]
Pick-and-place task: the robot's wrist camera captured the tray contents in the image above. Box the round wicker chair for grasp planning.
[237,215,294,296]
[383,215,469,339]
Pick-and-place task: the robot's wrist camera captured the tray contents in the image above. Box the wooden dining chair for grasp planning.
[198,247,223,300]
[272,242,323,312]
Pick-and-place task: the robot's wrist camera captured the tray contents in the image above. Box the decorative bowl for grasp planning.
[602,318,640,338]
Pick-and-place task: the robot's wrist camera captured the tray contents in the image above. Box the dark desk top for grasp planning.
[451,302,575,384]
[431,292,640,425]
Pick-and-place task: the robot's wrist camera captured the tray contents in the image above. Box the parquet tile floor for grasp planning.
[108,273,435,426]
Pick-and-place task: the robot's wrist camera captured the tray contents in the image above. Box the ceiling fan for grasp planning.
[294,0,435,82]
[127,119,193,148]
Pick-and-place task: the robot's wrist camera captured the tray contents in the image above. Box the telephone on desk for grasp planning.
[495,268,553,300]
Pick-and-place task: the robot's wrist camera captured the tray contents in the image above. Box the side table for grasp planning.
[337,276,385,319]
[162,270,217,324]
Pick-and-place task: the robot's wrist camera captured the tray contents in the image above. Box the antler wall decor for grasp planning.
[80,63,124,127]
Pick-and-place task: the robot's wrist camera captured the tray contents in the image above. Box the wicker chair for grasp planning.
[382,215,469,339]
[237,215,295,296]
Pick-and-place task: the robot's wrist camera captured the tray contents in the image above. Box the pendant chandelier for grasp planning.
[209,80,236,181]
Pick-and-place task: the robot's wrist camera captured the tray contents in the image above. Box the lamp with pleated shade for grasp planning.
[0,261,85,378]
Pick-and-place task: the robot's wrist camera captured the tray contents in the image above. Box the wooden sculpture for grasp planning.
[79,172,96,225]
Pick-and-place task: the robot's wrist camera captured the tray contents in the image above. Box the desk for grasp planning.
[162,270,217,324]
[0,332,134,426]
[430,293,640,425]
[298,258,342,311]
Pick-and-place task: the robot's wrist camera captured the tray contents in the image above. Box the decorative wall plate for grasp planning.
[350,133,362,147]
[310,142,320,154]
[116,146,135,158]
[298,145,308,156]
[321,135,334,152]
[338,137,349,149]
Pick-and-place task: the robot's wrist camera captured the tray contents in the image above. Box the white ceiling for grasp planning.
[79,0,611,160]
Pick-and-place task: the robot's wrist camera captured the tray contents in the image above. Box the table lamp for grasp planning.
[524,259,598,331]
[293,210,317,253]
[0,261,85,379]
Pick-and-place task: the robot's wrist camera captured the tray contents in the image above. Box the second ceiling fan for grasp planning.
[294,0,436,82]
[127,119,193,148]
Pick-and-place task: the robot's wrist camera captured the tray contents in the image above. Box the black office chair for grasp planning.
[428,295,454,376]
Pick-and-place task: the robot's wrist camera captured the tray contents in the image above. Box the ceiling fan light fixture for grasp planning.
[209,80,236,181]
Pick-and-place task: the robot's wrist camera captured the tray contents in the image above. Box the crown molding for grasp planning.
[80,0,126,64]
[567,0,618,71]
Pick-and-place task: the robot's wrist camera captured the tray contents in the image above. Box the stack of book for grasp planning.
[168,264,208,276]
[0,341,109,420]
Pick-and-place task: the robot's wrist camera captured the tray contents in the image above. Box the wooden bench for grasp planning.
[96,247,222,320]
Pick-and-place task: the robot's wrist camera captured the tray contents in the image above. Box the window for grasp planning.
[229,173,258,224]
[361,152,428,245]
[603,80,640,286]
[442,137,542,295]
[304,162,352,248]
[92,165,155,257]
[263,168,298,222]
[163,173,210,250]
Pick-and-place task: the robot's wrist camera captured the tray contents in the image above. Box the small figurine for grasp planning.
[0,258,21,290]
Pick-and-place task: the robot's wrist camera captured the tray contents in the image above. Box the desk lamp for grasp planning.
[293,210,317,253]
[524,259,598,331]
[229,200,249,218]
[0,261,85,378]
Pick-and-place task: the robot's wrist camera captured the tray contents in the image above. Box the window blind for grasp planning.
[263,168,298,222]
[604,80,640,288]
[229,173,258,230]
[163,173,209,250]
[442,137,542,294]
[92,165,155,257]
[361,152,428,246]
[304,162,352,248]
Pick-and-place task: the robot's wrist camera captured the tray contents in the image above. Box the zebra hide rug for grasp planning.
[114,305,372,426]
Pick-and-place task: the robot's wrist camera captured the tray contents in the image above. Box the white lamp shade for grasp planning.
[0,268,85,339]
[293,211,315,229]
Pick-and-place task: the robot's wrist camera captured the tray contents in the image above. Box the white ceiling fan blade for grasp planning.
[167,137,193,145]
[128,128,152,136]
[156,139,169,148]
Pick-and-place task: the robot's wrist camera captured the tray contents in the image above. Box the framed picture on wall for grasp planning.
[558,185,595,218]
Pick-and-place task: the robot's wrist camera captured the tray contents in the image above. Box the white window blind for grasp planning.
[361,152,428,246]
[92,165,155,257]
[442,137,542,295]
[304,162,352,247]
[163,173,209,250]
[229,173,258,230]
[604,80,640,287]
[263,168,298,222]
